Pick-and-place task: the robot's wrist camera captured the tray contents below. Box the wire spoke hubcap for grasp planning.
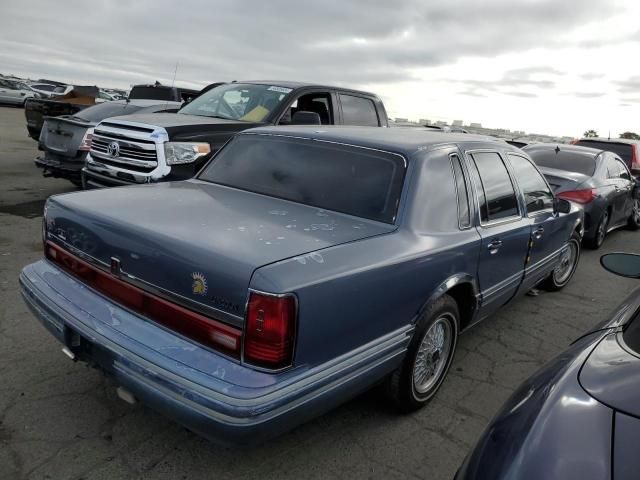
[554,242,577,283]
[413,316,453,394]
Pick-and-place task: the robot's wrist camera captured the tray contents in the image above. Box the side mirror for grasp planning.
[553,197,572,214]
[600,253,640,279]
[291,111,321,125]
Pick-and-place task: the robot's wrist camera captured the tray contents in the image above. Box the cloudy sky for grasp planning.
[2,0,640,137]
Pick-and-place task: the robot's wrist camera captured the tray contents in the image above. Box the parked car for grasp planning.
[524,143,640,248]
[0,78,39,106]
[29,83,71,98]
[21,127,583,445]
[81,80,390,188]
[574,137,640,176]
[25,83,201,140]
[34,99,185,186]
[456,252,640,480]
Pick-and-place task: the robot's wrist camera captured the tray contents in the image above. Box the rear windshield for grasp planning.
[128,86,177,102]
[199,134,406,223]
[575,140,633,165]
[528,149,596,176]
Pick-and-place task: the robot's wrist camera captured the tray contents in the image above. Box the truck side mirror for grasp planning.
[601,253,640,279]
[292,111,321,125]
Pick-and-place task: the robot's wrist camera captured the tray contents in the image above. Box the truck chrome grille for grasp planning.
[90,125,158,173]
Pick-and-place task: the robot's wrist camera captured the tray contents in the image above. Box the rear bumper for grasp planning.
[20,261,409,445]
[35,152,86,181]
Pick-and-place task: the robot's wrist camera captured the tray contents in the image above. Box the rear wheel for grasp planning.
[586,210,609,249]
[628,199,640,230]
[542,232,581,291]
[386,295,459,412]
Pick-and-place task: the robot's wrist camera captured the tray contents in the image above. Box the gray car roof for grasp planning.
[243,125,510,157]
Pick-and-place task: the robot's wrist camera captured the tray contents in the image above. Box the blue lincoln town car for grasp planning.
[20,126,583,444]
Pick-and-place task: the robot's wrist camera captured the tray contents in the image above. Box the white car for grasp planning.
[29,83,72,98]
[0,79,38,106]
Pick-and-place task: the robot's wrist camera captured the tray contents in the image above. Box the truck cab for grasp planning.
[81,81,389,188]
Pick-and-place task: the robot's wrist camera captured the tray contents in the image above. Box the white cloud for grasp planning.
[2,0,640,136]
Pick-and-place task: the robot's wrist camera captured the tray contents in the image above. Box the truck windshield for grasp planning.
[199,133,406,224]
[179,83,290,122]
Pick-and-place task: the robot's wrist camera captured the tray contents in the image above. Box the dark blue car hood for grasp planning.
[44,180,394,318]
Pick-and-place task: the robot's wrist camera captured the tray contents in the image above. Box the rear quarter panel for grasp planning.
[251,147,482,367]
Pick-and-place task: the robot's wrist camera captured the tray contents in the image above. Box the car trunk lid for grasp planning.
[538,166,590,193]
[44,180,395,321]
[40,116,92,158]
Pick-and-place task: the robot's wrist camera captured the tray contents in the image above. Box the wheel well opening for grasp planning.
[447,283,475,331]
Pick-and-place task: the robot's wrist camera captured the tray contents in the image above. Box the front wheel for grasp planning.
[628,198,640,230]
[542,232,581,291]
[386,295,459,412]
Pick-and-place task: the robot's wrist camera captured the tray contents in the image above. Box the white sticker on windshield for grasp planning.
[267,86,293,94]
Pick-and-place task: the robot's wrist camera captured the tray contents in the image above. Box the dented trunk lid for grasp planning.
[45,180,394,321]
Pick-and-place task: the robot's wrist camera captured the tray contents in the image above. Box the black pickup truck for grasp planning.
[25,84,200,141]
[82,81,389,188]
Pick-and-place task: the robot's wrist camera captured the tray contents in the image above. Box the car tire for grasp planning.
[542,232,581,291]
[585,210,609,249]
[628,199,640,230]
[386,294,459,412]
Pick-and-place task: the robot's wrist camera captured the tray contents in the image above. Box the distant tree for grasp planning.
[620,131,640,140]
[583,129,598,138]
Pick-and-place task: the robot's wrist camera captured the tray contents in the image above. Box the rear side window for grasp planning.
[199,134,406,223]
[339,94,379,126]
[470,152,519,223]
[450,154,471,228]
[508,154,554,214]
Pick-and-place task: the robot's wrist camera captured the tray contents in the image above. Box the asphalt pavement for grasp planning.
[0,105,638,480]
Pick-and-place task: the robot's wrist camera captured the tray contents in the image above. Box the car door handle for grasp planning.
[533,227,544,239]
[615,185,621,192]
[487,239,502,254]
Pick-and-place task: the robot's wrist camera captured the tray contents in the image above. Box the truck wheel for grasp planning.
[386,295,459,412]
[542,232,581,291]
[585,210,608,249]
[628,199,640,230]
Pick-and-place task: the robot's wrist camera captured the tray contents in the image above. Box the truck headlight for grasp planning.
[164,142,211,165]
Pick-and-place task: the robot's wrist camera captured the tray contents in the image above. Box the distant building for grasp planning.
[394,117,409,123]
[452,120,463,127]
[436,120,448,126]
[470,122,482,128]
[419,118,431,125]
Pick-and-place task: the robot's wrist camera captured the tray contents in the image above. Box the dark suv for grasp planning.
[574,138,640,176]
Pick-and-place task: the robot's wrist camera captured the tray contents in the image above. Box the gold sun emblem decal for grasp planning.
[191,272,208,296]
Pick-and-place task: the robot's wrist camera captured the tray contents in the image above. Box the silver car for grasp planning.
[0,79,38,106]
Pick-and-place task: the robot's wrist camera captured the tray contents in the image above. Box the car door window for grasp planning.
[606,156,622,180]
[338,94,379,126]
[470,152,519,223]
[450,154,471,228]
[614,158,631,180]
[279,92,333,125]
[508,154,554,214]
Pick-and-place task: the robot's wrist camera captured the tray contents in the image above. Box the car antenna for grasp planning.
[167,61,179,110]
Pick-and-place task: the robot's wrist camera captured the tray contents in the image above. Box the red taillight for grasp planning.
[45,241,241,357]
[632,145,640,173]
[244,291,296,369]
[79,131,93,151]
[557,189,597,204]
